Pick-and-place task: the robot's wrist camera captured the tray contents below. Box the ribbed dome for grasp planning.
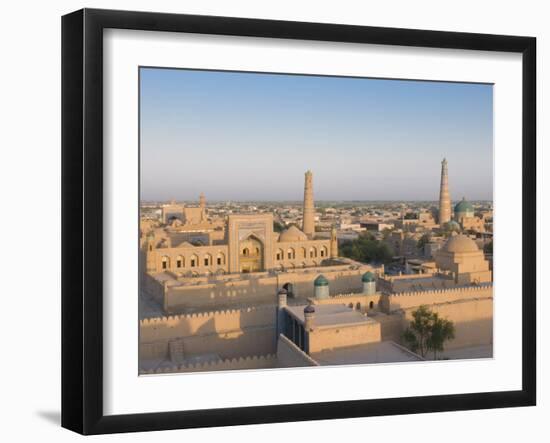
[278,225,308,242]
[314,275,329,286]
[362,271,375,283]
[443,234,479,253]
[454,197,474,214]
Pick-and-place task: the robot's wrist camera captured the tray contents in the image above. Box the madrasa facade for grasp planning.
[140,171,373,313]
[143,171,337,275]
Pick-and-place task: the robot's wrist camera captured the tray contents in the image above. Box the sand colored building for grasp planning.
[384,230,421,257]
[162,196,207,225]
[453,197,486,233]
[143,174,335,277]
[434,233,492,284]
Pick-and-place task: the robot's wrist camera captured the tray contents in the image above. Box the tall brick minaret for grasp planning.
[302,170,315,238]
[199,193,206,221]
[330,225,338,258]
[438,158,452,224]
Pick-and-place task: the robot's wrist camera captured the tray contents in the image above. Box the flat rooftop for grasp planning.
[285,304,375,328]
[311,341,423,366]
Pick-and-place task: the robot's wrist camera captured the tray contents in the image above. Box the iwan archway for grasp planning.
[239,235,264,273]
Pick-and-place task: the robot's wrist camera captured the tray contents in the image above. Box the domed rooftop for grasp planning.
[454,197,474,214]
[279,225,308,242]
[314,274,329,287]
[362,271,375,283]
[445,220,461,232]
[442,234,479,253]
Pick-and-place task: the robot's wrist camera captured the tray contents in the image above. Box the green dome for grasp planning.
[314,275,329,287]
[454,197,474,214]
[445,220,461,231]
[362,271,375,283]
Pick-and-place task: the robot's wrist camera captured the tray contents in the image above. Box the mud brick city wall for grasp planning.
[162,267,369,312]
[387,285,493,312]
[308,321,382,353]
[385,285,494,350]
[141,354,277,374]
[140,306,277,360]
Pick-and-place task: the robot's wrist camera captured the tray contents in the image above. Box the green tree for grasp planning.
[427,314,455,360]
[273,221,285,233]
[402,305,455,359]
[402,305,433,358]
[339,234,393,264]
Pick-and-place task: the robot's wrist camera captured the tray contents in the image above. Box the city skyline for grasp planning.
[140,68,493,201]
[140,198,493,204]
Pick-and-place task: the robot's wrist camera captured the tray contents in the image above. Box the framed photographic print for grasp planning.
[61,8,536,435]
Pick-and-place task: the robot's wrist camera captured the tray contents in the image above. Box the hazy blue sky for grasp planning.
[140,68,493,202]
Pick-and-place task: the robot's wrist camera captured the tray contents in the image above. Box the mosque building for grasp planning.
[453,197,486,232]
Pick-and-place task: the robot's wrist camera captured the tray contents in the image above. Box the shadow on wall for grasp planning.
[140,305,276,338]
[139,308,278,362]
[164,269,365,313]
[182,317,277,359]
[166,277,280,312]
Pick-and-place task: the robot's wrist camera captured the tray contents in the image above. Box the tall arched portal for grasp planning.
[239,236,264,273]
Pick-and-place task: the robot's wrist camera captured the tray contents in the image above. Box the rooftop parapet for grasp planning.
[140,353,277,374]
[387,282,492,298]
[139,304,273,326]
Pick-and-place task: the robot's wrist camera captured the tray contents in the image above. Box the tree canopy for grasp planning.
[273,221,285,233]
[339,233,394,264]
[402,305,455,359]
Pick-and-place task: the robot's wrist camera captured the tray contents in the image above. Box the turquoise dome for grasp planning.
[454,198,474,214]
[446,220,461,231]
[362,271,375,283]
[314,275,329,287]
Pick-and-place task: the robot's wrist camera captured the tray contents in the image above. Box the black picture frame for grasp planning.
[61,8,536,435]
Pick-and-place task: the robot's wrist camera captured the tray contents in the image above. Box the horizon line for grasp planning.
[140,199,493,203]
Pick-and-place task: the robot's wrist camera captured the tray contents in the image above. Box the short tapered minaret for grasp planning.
[302,170,315,238]
[438,158,452,225]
